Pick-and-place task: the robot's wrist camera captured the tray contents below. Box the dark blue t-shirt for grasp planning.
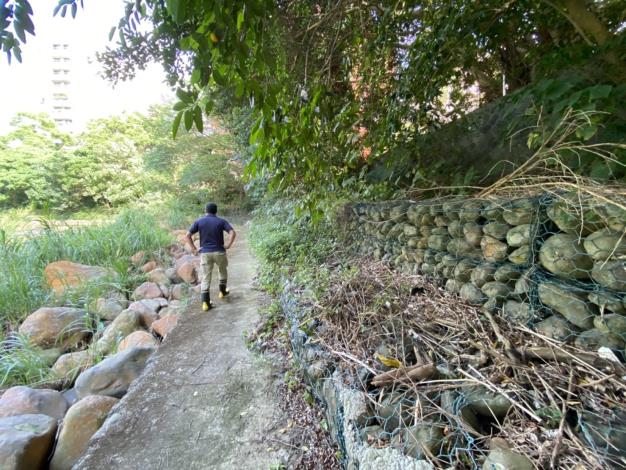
[188,215,233,253]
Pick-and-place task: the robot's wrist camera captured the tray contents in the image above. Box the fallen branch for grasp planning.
[371,363,437,387]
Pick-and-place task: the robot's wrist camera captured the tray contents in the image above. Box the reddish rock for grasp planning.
[52,351,94,384]
[18,307,89,350]
[127,299,166,327]
[133,282,163,300]
[0,414,57,470]
[151,315,178,338]
[170,284,190,300]
[50,395,118,470]
[129,251,145,265]
[44,261,115,297]
[140,261,158,273]
[173,230,190,245]
[175,254,200,270]
[158,283,170,299]
[118,331,159,351]
[177,262,198,284]
[0,386,69,420]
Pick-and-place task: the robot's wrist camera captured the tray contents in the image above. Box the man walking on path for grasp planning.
[185,202,236,311]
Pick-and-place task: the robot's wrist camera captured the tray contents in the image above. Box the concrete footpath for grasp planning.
[75,226,290,469]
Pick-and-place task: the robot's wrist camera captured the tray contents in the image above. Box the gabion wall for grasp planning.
[347,193,626,353]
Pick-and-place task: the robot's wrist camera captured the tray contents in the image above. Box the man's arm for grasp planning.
[225,229,237,250]
[185,232,198,255]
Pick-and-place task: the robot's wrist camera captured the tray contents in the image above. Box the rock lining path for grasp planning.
[75,226,290,469]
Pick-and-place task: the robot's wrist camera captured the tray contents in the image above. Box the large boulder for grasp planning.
[539,234,593,279]
[574,328,625,351]
[18,307,88,350]
[483,439,533,470]
[118,331,159,352]
[132,282,164,300]
[534,315,578,342]
[502,198,535,226]
[593,314,626,342]
[90,297,126,321]
[483,222,511,240]
[506,224,531,247]
[93,309,143,355]
[49,395,119,470]
[471,263,497,288]
[481,236,509,263]
[546,195,606,235]
[75,347,155,399]
[52,351,94,385]
[44,261,115,297]
[588,291,626,314]
[0,386,68,420]
[538,283,597,330]
[146,268,170,285]
[508,245,530,265]
[151,314,178,338]
[175,255,200,284]
[460,283,487,305]
[584,229,626,261]
[170,284,191,301]
[0,414,57,470]
[402,422,444,460]
[465,387,511,419]
[592,260,626,292]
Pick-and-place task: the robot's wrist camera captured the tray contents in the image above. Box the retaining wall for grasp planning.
[345,193,626,353]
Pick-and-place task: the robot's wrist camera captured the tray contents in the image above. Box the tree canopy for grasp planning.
[2,1,625,212]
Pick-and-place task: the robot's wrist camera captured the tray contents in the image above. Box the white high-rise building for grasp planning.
[49,42,74,130]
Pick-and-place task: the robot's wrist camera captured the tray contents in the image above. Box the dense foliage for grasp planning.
[0,105,248,213]
[2,1,625,214]
[98,1,626,208]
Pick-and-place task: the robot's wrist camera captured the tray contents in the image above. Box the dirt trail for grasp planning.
[75,226,290,470]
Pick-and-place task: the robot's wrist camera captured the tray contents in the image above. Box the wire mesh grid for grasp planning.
[290,192,626,469]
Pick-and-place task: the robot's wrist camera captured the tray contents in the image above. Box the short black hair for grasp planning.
[205,202,218,214]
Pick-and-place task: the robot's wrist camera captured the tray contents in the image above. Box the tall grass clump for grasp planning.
[0,208,173,325]
[0,334,56,387]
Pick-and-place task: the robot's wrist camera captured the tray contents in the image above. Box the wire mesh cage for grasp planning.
[289,191,626,469]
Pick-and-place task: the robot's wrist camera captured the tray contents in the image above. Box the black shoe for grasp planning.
[218,282,229,298]
[201,291,213,311]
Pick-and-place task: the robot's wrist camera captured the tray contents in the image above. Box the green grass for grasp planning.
[249,200,337,296]
[0,208,173,326]
[0,334,56,386]
[0,206,120,237]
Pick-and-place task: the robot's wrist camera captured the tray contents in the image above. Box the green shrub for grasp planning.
[249,200,337,296]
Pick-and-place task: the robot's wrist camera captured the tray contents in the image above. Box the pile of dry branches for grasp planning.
[313,260,626,469]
